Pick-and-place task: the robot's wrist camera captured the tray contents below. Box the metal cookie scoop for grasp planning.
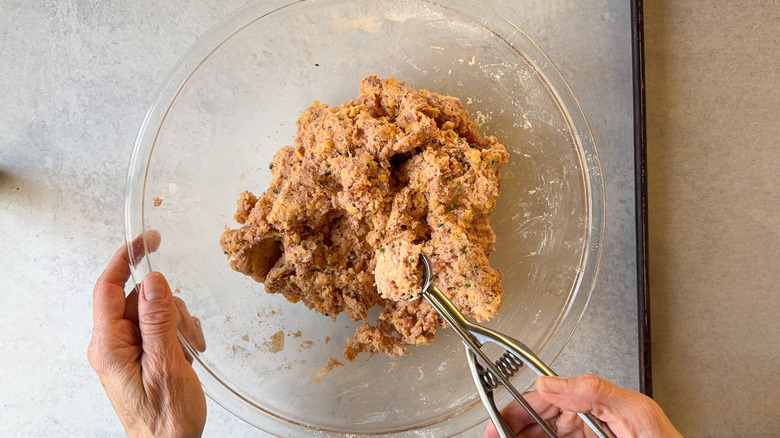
[412,254,614,438]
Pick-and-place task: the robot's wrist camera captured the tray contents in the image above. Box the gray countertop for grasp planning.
[0,1,639,436]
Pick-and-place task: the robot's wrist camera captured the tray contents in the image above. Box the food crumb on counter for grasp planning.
[263,330,285,353]
[311,357,345,383]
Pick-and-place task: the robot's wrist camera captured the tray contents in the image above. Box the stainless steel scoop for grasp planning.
[414,254,613,438]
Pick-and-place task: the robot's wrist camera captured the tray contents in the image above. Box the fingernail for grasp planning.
[538,376,570,394]
[142,272,169,301]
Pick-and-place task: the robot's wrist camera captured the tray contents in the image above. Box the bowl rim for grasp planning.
[124,0,605,435]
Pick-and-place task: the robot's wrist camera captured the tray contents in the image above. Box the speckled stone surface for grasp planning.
[0,1,638,436]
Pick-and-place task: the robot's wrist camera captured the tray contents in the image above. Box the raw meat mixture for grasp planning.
[220,76,508,360]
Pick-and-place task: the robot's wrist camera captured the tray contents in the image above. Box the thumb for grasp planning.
[137,272,182,362]
[536,375,618,414]
[536,374,667,436]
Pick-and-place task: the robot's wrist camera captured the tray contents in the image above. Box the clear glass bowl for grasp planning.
[125,0,604,436]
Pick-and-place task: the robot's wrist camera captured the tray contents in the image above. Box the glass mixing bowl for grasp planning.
[125,0,604,436]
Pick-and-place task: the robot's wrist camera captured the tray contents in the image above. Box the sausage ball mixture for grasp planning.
[220,76,508,360]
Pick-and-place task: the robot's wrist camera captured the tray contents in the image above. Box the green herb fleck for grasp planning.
[268,163,274,170]
[347,185,353,189]
[315,239,322,244]
[275,236,282,242]
[437,223,444,228]
[325,171,331,176]
[469,143,476,148]
[408,258,416,264]
[279,262,285,268]
[379,247,385,253]
[450,203,458,211]
[464,283,470,289]
[272,189,278,194]
[460,248,466,255]
[315,63,320,66]
[373,134,379,141]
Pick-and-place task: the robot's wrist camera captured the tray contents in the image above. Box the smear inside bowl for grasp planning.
[125,0,604,436]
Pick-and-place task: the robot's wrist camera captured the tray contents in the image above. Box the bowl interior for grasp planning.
[125,0,603,436]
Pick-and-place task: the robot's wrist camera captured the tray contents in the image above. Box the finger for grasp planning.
[131,229,161,261]
[484,391,561,438]
[536,374,649,435]
[174,297,207,353]
[137,272,187,368]
[537,375,617,418]
[191,317,205,352]
[169,299,196,364]
[124,288,139,323]
[93,231,161,328]
[100,230,161,289]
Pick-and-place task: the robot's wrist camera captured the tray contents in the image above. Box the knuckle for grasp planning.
[633,391,662,414]
[579,373,608,394]
[140,306,176,331]
[86,341,100,369]
[87,338,113,374]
